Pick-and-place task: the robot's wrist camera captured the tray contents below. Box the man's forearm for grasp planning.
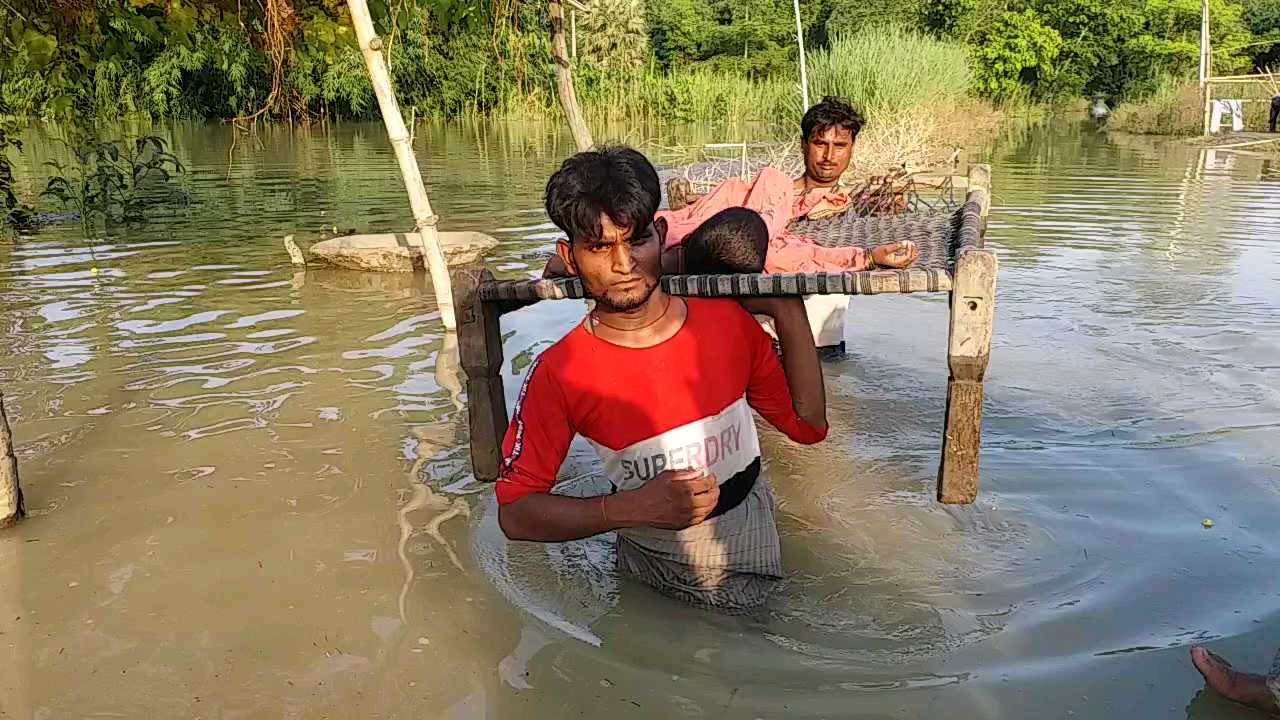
[770,299,827,428]
[499,491,646,542]
[499,493,615,541]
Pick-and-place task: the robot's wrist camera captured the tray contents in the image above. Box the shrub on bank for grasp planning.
[1109,78,1205,135]
[1111,74,1278,135]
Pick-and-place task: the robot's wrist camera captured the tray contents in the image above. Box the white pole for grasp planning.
[347,0,457,329]
[1201,0,1212,136]
[571,9,577,60]
[793,0,809,110]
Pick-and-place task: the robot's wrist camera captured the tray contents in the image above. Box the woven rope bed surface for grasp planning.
[788,211,957,271]
[478,193,986,303]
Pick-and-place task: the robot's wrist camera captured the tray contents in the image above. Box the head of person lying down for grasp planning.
[679,207,768,275]
[542,204,771,279]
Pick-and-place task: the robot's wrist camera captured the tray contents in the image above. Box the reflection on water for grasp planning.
[1,120,1279,719]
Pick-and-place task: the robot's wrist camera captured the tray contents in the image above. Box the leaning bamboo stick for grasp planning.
[346,0,457,329]
[1,391,23,529]
[549,0,594,152]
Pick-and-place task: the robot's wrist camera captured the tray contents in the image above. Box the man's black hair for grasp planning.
[544,145,661,244]
[683,208,768,275]
[800,96,866,144]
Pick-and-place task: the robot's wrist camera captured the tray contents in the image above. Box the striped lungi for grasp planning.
[615,478,782,614]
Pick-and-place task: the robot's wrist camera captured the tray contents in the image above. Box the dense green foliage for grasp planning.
[0,0,1277,125]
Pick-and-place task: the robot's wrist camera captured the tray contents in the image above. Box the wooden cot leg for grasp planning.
[452,267,508,481]
[938,249,998,504]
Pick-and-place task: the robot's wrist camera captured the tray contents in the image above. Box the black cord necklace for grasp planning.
[590,293,674,334]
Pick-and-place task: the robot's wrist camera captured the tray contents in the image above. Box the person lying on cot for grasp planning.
[655,96,919,275]
[542,205,917,279]
[497,145,828,614]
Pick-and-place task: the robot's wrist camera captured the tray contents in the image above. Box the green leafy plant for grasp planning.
[0,123,33,233]
[42,136,189,228]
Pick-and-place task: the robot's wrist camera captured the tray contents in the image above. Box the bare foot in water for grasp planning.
[1190,646,1280,715]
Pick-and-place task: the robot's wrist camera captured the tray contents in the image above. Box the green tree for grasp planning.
[1119,0,1253,96]
[918,0,1010,42]
[645,0,709,68]
[580,0,650,69]
[1031,0,1145,97]
[1242,0,1280,66]
[970,9,1063,100]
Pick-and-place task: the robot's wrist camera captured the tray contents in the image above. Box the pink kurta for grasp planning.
[656,168,868,273]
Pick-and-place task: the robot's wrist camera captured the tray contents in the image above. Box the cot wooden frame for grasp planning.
[452,165,996,504]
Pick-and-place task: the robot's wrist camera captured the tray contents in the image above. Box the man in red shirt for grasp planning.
[496,146,829,613]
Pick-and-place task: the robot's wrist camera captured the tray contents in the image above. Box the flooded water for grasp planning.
[2,119,1279,719]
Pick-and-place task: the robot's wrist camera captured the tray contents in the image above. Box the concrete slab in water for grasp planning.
[308,231,498,272]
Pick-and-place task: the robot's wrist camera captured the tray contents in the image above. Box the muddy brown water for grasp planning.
[1,120,1279,719]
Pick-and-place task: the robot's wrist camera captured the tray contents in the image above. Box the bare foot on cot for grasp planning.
[1190,646,1280,715]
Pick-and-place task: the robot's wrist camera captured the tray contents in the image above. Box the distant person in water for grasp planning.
[1190,645,1280,715]
[498,145,828,613]
[1270,93,1279,133]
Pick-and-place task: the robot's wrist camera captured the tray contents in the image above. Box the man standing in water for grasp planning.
[791,96,888,351]
[495,146,828,613]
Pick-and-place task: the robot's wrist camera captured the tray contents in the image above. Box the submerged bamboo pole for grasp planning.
[1,391,24,529]
[346,0,457,329]
[549,0,594,152]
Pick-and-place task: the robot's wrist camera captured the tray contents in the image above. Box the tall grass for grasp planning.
[804,27,972,124]
[493,62,794,126]
[1109,77,1204,136]
[514,25,977,137]
[572,68,792,125]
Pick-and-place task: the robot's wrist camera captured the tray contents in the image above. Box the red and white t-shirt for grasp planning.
[496,298,827,505]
